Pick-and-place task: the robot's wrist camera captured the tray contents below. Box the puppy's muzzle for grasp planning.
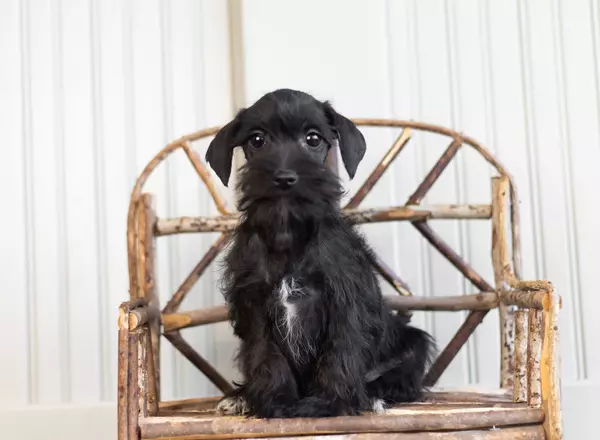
[273,169,298,189]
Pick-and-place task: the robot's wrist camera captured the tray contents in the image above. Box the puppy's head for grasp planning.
[205,89,366,206]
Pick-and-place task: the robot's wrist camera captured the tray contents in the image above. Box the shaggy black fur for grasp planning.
[205,89,435,419]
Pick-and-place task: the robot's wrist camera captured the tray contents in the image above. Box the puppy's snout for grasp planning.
[273,169,298,188]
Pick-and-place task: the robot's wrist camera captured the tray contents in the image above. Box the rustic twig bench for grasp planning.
[118,120,562,439]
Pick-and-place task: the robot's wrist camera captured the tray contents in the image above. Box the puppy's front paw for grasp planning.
[216,395,249,416]
[254,404,291,419]
[291,397,360,418]
[371,398,388,414]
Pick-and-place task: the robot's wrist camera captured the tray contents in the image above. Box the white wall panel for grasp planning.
[95,0,130,403]
[556,0,600,382]
[447,0,499,386]
[26,0,64,404]
[0,0,233,414]
[61,0,103,403]
[238,0,599,436]
[408,0,471,386]
[0,0,29,406]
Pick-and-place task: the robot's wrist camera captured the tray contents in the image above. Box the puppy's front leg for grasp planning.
[234,336,299,419]
[293,328,370,417]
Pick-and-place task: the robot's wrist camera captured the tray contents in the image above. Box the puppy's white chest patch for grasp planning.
[278,277,300,330]
[277,277,313,361]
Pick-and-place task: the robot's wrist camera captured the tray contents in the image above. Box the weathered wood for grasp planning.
[146,338,158,418]
[162,293,500,332]
[162,233,230,314]
[385,293,498,312]
[118,308,130,440]
[513,310,529,403]
[500,290,548,310]
[127,330,140,440]
[527,309,542,408]
[372,256,414,296]
[406,138,462,205]
[164,332,233,394]
[120,298,150,312]
[492,176,515,389]
[156,389,513,416]
[163,305,229,332]
[345,128,412,209]
[509,181,523,281]
[156,215,239,235]
[347,204,492,222]
[423,389,512,403]
[348,120,513,186]
[138,327,149,419]
[159,396,222,412]
[510,279,552,292]
[249,426,546,440]
[155,204,492,236]
[140,406,544,439]
[491,176,513,285]
[164,402,522,418]
[181,141,229,215]
[128,306,161,331]
[137,195,160,413]
[142,425,545,440]
[119,299,151,440]
[541,288,562,440]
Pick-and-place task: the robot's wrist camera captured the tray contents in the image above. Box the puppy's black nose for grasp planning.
[274,169,298,188]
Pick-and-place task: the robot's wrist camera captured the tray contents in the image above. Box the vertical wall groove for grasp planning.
[443,0,476,385]
[382,0,403,292]
[516,0,545,280]
[88,0,110,399]
[408,0,434,336]
[1,0,234,409]
[19,0,37,405]
[552,0,587,380]
[158,0,178,398]
[204,0,221,392]
[590,0,600,155]
[51,0,71,404]
[479,0,498,156]
[195,0,209,202]
[477,0,500,386]
[445,3,479,383]
[194,0,211,396]
[121,0,137,190]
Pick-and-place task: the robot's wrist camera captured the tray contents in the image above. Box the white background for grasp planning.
[1,1,598,438]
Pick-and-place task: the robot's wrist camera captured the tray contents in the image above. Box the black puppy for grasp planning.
[206,89,434,418]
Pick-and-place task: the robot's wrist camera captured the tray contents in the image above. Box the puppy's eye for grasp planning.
[248,133,265,149]
[306,132,323,148]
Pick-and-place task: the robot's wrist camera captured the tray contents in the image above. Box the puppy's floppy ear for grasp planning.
[205,113,243,187]
[324,102,366,179]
